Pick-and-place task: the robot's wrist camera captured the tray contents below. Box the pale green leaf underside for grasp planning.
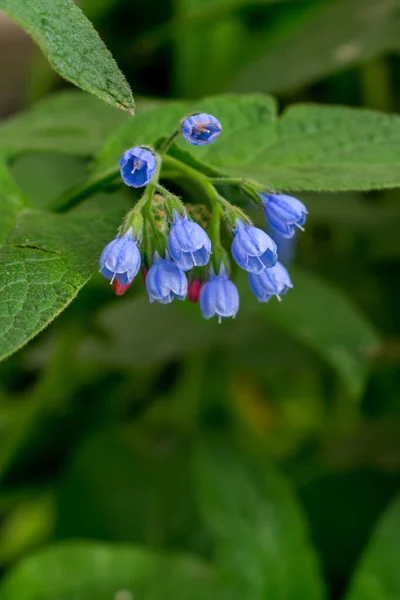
[194,438,326,599]
[0,0,134,112]
[345,494,400,600]
[239,268,380,398]
[94,94,400,191]
[0,541,237,600]
[0,194,127,362]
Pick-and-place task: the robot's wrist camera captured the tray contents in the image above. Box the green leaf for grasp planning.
[56,426,208,553]
[0,91,129,158]
[345,494,400,600]
[193,437,326,599]
[0,0,134,113]
[239,267,381,398]
[183,98,400,191]
[0,162,127,361]
[0,541,238,600]
[93,94,400,193]
[231,0,400,94]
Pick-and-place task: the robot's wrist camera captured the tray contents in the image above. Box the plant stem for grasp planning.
[159,129,181,154]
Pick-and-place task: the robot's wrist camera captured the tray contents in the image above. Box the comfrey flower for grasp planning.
[249,261,293,302]
[168,212,211,271]
[99,228,141,285]
[146,253,188,304]
[120,146,156,188]
[231,220,277,274]
[200,267,239,322]
[181,113,222,146]
[260,193,308,239]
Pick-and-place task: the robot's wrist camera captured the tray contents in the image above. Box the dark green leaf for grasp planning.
[231,0,400,94]
[345,494,400,600]
[239,267,381,398]
[56,427,208,553]
[193,437,326,599]
[0,541,237,600]
[0,0,134,112]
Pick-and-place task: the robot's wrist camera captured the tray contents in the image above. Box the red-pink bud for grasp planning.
[141,267,148,283]
[188,279,203,303]
[112,279,134,296]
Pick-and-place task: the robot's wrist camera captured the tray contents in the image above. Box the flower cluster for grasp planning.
[99,112,308,322]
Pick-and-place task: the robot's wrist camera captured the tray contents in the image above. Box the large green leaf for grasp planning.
[231,0,400,94]
[193,437,326,599]
[239,267,380,398]
[92,94,400,193]
[0,161,127,361]
[345,494,400,600]
[0,541,237,600]
[0,91,129,158]
[0,0,134,112]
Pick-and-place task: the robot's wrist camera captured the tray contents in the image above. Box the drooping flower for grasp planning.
[187,279,203,303]
[146,253,188,304]
[120,146,156,188]
[168,212,211,271]
[99,228,141,285]
[181,113,222,146]
[200,266,239,322]
[260,193,308,239]
[231,220,277,274]
[249,261,293,302]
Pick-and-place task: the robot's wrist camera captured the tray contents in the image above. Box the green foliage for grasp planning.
[92,94,400,192]
[0,173,127,360]
[0,542,237,600]
[0,2,399,599]
[0,0,134,112]
[0,91,128,158]
[231,0,400,94]
[194,437,326,599]
[345,494,400,600]
[240,268,380,398]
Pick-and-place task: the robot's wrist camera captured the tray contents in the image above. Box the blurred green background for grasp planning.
[0,1,399,599]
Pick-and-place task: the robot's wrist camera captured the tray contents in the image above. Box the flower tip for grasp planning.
[112,279,134,296]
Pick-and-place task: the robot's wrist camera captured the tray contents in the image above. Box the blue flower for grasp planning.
[181,113,222,146]
[249,262,293,302]
[168,212,212,271]
[231,220,277,274]
[146,254,188,304]
[200,267,239,322]
[120,146,156,188]
[99,228,141,285]
[260,193,308,239]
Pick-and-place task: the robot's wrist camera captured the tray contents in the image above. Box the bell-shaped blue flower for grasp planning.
[99,228,141,285]
[260,193,308,239]
[200,266,239,322]
[146,253,188,304]
[181,113,222,146]
[168,212,212,271]
[249,261,293,302]
[120,146,156,188]
[231,220,277,274]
